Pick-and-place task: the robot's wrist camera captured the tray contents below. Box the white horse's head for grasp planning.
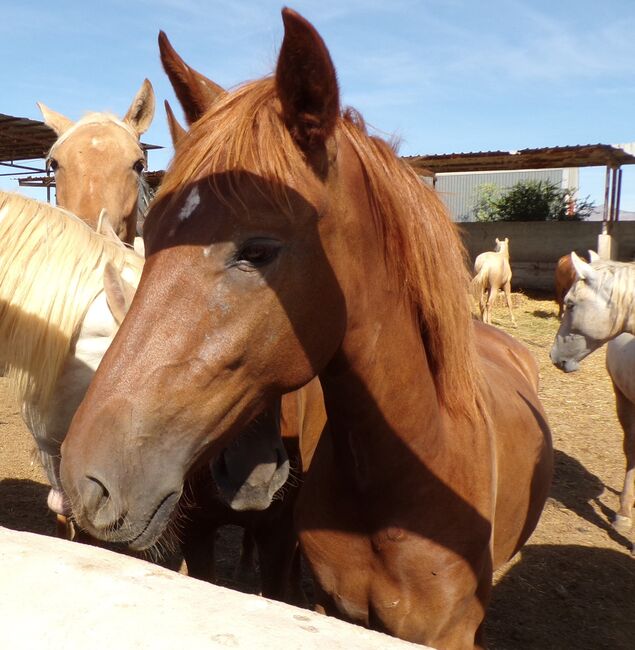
[550,253,635,372]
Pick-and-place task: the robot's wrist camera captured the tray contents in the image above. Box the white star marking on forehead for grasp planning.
[177,186,200,222]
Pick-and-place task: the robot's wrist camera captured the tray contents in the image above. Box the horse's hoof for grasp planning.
[613,514,632,533]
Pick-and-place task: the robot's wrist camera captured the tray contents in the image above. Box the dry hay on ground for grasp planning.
[1,293,634,649]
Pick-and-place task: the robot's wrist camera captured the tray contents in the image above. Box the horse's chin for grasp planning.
[559,359,580,373]
[126,491,181,551]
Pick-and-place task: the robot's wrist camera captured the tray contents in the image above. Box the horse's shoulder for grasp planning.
[474,322,539,390]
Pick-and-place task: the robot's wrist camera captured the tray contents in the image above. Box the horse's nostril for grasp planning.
[82,475,110,514]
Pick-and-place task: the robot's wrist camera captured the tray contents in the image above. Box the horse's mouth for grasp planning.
[126,491,181,551]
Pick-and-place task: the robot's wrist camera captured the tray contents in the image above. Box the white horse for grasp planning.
[0,191,142,525]
[472,236,516,326]
[551,252,635,532]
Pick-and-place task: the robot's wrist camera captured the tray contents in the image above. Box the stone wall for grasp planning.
[459,221,635,290]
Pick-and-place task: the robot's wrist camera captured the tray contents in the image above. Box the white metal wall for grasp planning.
[434,168,579,221]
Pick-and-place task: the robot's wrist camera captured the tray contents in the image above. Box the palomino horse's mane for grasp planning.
[0,192,143,410]
[154,77,480,420]
[587,260,635,324]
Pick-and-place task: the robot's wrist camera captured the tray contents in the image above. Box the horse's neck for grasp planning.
[319,261,447,489]
[616,279,635,334]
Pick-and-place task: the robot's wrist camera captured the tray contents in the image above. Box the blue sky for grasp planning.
[2,0,634,209]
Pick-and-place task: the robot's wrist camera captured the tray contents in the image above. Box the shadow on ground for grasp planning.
[487,544,635,649]
[0,478,55,536]
[550,449,632,551]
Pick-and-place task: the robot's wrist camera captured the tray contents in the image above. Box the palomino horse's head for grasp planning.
[494,237,509,255]
[61,9,472,549]
[38,79,155,244]
[550,252,634,371]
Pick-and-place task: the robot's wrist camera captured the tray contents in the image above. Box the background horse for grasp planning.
[554,250,599,319]
[61,10,552,649]
[38,79,155,244]
[551,252,635,533]
[472,237,516,326]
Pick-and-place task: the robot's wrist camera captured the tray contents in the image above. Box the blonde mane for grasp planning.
[152,77,480,420]
[590,261,635,326]
[0,192,143,410]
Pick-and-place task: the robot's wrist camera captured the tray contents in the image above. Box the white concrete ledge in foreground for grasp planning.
[0,527,431,649]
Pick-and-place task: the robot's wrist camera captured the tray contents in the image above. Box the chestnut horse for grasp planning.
[38,79,155,244]
[554,250,599,318]
[0,192,292,584]
[61,10,552,648]
[158,32,327,601]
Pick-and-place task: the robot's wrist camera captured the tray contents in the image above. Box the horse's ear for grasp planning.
[96,209,125,247]
[158,31,225,125]
[571,251,598,283]
[37,102,74,136]
[276,8,339,161]
[103,262,137,325]
[164,100,187,148]
[588,249,600,263]
[124,79,155,136]
[495,237,500,244]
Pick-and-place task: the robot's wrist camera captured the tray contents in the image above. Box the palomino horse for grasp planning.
[38,79,155,244]
[551,253,635,533]
[472,237,516,326]
[61,10,552,648]
[554,250,599,318]
[0,191,291,572]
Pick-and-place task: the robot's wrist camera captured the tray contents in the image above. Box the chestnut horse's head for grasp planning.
[61,9,473,550]
[38,79,155,244]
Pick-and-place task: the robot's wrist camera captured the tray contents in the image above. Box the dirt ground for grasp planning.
[1,293,634,649]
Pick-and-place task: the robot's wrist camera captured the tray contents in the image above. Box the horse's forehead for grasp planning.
[54,122,141,158]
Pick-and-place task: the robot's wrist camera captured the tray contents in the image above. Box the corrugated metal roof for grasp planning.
[0,113,56,162]
[404,144,635,174]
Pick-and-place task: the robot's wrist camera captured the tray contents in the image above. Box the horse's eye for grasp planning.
[235,240,281,269]
[48,158,59,172]
[133,159,146,174]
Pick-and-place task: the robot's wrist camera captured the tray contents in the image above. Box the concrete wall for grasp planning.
[459,221,635,290]
[0,527,427,650]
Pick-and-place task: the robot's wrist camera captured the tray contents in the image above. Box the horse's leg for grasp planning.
[181,516,218,581]
[613,385,635,533]
[233,529,256,584]
[253,505,303,604]
[478,286,486,322]
[485,287,497,325]
[503,280,516,326]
